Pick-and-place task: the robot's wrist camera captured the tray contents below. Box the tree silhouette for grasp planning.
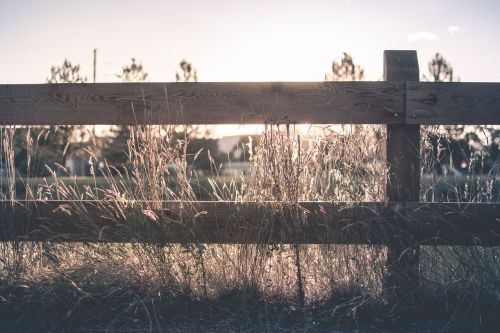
[116,58,148,82]
[423,52,458,82]
[325,52,364,81]
[47,59,87,83]
[176,59,198,82]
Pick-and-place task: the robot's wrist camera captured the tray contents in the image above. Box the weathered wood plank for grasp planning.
[406,82,500,125]
[2,82,499,125]
[404,202,500,246]
[0,201,393,244]
[1,201,499,246]
[0,82,404,125]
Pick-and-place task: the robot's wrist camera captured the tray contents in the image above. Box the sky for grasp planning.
[0,0,499,136]
[1,0,500,84]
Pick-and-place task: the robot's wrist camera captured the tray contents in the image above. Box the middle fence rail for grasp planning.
[0,200,499,246]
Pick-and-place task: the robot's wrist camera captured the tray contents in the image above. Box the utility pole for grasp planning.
[93,48,97,83]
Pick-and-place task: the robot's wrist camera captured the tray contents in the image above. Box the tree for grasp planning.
[423,52,457,82]
[325,52,365,81]
[176,59,198,82]
[47,59,87,84]
[116,58,148,82]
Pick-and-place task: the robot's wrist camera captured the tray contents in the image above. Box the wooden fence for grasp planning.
[0,50,499,298]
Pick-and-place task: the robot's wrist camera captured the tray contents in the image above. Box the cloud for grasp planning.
[407,31,438,42]
[447,25,460,36]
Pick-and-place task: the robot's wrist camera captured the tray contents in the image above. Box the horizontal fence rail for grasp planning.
[1,200,499,246]
[406,82,500,125]
[1,82,499,125]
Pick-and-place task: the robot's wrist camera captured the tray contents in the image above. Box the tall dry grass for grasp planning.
[0,121,498,331]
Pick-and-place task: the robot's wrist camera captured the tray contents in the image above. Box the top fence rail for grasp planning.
[1,81,499,125]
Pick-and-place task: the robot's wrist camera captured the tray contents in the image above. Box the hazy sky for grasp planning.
[1,0,499,84]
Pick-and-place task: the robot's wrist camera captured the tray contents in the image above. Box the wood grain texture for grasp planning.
[405,202,500,246]
[1,200,498,246]
[384,50,421,300]
[383,51,420,82]
[2,82,499,125]
[406,82,500,125]
[384,50,420,202]
[0,82,404,125]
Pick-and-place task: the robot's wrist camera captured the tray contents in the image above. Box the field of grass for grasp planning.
[0,124,499,332]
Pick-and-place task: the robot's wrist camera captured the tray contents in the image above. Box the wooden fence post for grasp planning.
[383,50,421,304]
